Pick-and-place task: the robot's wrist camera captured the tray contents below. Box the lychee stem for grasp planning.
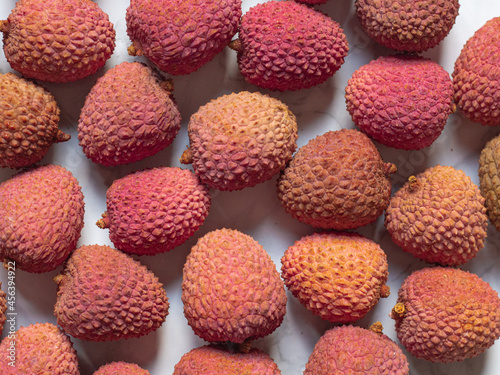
[391,302,406,319]
[160,78,175,93]
[127,44,143,57]
[407,175,419,192]
[179,147,193,164]
[228,39,243,52]
[96,213,110,229]
[0,20,9,34]
[55,130,71,143]
[369,321,383,335]
[380,284,390,298]
[385,162,397,175]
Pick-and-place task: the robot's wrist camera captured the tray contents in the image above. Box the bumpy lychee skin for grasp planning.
[230,0,349,91]
[0,283,5,336]
[0,164,85,273]
[94,361,151,375]
[182,228,287,344]
[355,0,459,52]
[453,17,500,126]
[304,324,409,374]
[0,0,115,83]
[180,91,298,191]
[277,129,396,229]
[0,73,69,169]
[479,134,500,229]
[0,323,79,375]
[126,0,241,75]
[78,62,181,166]
[97,167,211,255]
[54,244,169,342]
[345,55,455,150]
[281,232,390,324]
[391,267,500,363]
[385,165,488,266]
[173,345,282,375]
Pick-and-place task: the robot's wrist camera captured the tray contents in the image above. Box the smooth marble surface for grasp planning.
[1,0,500,374]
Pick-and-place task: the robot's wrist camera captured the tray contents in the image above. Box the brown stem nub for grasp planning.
[228,39,243,52]
[369,321,383,335]
[96,212,110,229]
[0,20,10,34]
[407,175,419,192]
[380,284,390,298]
[391,302,406,319]
[55,130,71,143]
[179,147,193,165]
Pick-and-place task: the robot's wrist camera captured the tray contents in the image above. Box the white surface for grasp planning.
[1,0,500,374]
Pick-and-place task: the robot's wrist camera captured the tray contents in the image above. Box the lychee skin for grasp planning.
[478,134,500,230]
[0,164,85,273]
[304,325,409,374]
[453,17,500,126]
[98,167,211,255]
[182,228,287,344]
[355,0,459,53]
[126,0,242,75]
[0,323,79,375]
[277,129,396,230]
[54,244,169,342]
[385,165,488,266]
[234,0,349,91]
[345,55,455,150]
[78,61,181,167]
[0,0,115,83]
[0,73,69,169]
[93,361,151,375]
[181,91,298,191]
[173,345,282,374]
[281,232,390,324]
[391,267,500,363]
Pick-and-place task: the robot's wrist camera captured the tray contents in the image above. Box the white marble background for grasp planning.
[0,0,500,374]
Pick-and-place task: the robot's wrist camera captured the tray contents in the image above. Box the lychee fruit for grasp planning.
[478,133,500,230]
[304,323,409,374]
[355,0,460,52]
[173,344,281,374]
[281,231,390,324]
[0,322,79,375]
[229,0,349,91]
[54,244,169,341]
[391,267,500,363]
[277,129,396,229]
[0,164,85,273]
[181,228,287,344]
[453,17,500,126]
[96,167,211,255]
[385,165,488,266]
[126,0,242,75]
[78,61,181,167]
[0,73,69,169]
[0,0,115,83]
[180,91,298,191]
[93,361,151,375]
[345,55,455,150]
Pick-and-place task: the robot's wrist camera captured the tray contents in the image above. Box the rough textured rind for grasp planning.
[78,61,181,166]
[355,0,459,52]
[181,91,298,191]
[0,73,69,169]
[345,55,455,150]
[277,129,396,229]
[385,165,488,266]
[281,232,390,323]
[0,164,85,273]
[0,323,80,375]
[304,325,409,374]
[93,361,151,375]
[0,0,115,83]
[54,244,169,342]
[97,167,211,255]
[479,134,500,229]
[173,345,281,374]
[126,0,242,75]
[391,267,500,363]
[233,0,349,91]
[0,283,5,336]
[182,228,287,343]
[453,17,500,126]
